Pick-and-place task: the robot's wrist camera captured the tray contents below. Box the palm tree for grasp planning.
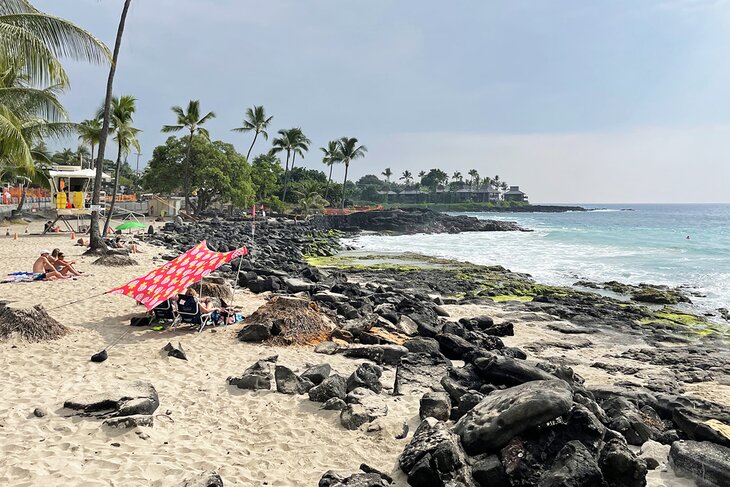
[493,175,500,189]
[320,140,340,200]
[289,128,310,173]
[77,117,102,168]
[102,95,140,235]
[89,0,133,251]
[400,170,413,188]
[336,137,367,209]
[75,145,90,167]
[468,169,480,191]
[231,105,272,159]
[382,167,393,204]
[0,0,110,88]
[271,127,309,202]
[161,99,216,211]
[418,170,426,181]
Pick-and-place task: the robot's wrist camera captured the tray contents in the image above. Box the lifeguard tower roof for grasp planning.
[48,167,111,180]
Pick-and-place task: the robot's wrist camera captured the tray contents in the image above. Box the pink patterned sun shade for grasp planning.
[107,241,247,310]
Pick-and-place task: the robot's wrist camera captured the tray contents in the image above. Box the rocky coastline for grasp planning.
[312,208,528,234]
[144,212,730,487]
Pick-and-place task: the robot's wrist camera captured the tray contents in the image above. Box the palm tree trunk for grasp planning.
[16,185,27,213]
[324,164,333,200]
[246,131,258,160]
[282,150,291,203]
[89,0,132,251]
[183,130,193,212]
[103,147,123,235]
[341,162,349,209]
[90,143,96,170]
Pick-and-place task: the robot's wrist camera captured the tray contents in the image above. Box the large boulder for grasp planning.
[537,440,605,487]
[346,363,383,393]
[301,363,332,385]
[341,344,408,365]
[404,337,440,355]
[601,396,663,446]
[669,440,730,487]
[227,358,275,391]
[308,374,347,403]
[399,418,471,486]
[394,352,451,395]
[473,354,557,387]
[63,381,159,418]
[274,365,313,395]
[454,380,573,455]
[419,392,451,422]
[340,400,388,430]
[598,438,648,487]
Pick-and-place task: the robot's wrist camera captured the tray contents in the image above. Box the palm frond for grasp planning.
[161,124,183,133]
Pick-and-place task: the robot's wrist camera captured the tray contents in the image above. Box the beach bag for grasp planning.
[130,316,152,327]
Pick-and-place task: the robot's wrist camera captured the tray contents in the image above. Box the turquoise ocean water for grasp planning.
[348,204,730,319]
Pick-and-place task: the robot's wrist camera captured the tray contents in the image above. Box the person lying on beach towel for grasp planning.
[50,249,82,277]
[32,250,66,280]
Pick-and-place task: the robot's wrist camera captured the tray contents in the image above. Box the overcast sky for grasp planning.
[36,0,730,203]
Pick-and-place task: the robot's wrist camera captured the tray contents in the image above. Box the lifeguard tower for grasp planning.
[43,165,110,234]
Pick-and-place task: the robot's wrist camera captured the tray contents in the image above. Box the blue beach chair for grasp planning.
[176,294,213,333]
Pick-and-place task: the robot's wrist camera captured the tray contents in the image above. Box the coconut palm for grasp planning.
[102,95,140,235]
[232,105,273,160]
[381,167,393,203]
[77,117,102,168]
[271,127,309,202]
[161,99,216,211]
[400,170,412,188]
[468,169,480,190]
[320,140,340,200]
[418,170,425,181]
[0,0,110,88]
[289,128,310,174]
[89,0,133,251]
[336,137,367,209]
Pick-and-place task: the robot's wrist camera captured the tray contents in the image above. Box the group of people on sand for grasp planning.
[32,249,82,281]
[74,236,142,253]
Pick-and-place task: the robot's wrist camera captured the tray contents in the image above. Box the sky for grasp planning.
[35,0,730,203]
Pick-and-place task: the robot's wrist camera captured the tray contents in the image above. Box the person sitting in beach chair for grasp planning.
[176,289,214,332]
[32,250,66,281]
[149,297,179,326]
[50,249,82,277]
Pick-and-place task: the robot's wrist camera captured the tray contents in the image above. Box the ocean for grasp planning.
[347,204,730,319]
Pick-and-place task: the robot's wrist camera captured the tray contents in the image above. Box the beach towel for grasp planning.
[3,272,42,283]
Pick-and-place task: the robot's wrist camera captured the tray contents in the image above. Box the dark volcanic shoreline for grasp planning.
[145,214,730,487]
[313,208,529,234]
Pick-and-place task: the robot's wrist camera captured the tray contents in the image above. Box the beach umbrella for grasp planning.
[106,241,248,310]
[115,221,146,231]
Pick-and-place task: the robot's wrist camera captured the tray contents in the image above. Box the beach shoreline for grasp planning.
[0,219,727,486]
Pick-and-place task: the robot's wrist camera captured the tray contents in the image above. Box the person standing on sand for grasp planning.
[32,251,66,280]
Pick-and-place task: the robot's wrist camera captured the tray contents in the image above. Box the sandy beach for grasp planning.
[0,221,721,486]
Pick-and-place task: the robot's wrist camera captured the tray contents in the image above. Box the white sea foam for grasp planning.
[344,205,730,321]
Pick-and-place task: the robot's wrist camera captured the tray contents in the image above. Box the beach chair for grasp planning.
[149,298,179,327]
[176,294,213,332]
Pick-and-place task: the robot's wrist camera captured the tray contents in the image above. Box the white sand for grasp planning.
[0,223,417,486]
[0,223,709,486]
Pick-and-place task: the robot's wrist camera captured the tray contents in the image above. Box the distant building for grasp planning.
[503,186,528,202]
[453,186,501,203]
